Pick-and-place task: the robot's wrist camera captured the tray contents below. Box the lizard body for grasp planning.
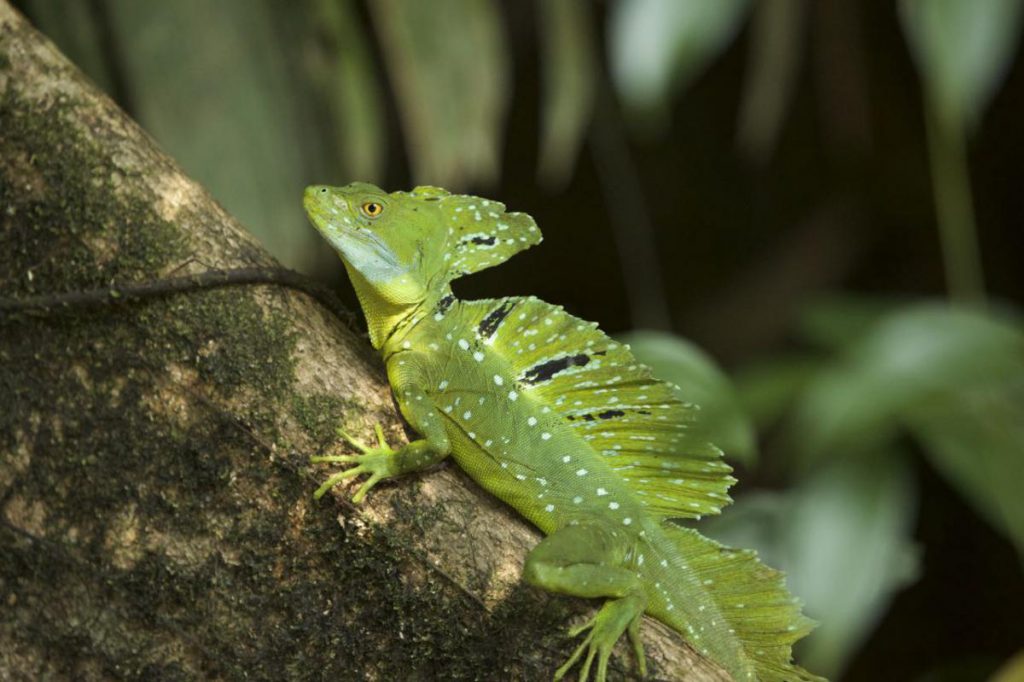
[305,182,821,682]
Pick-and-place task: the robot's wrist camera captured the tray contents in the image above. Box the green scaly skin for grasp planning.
[304,183,824,682]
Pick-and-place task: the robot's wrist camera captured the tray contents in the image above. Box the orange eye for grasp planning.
[361,201,383,218]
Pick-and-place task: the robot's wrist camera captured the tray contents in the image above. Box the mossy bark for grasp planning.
[0,4,727,680]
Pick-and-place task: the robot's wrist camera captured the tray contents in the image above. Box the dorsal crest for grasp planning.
[408,186,542,279]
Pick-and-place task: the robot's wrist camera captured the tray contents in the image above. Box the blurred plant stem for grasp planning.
[590,89,672,330]
[924,106,986,305]
[735,0,805,164]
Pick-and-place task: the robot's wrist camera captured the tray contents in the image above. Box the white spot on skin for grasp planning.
[458,339,469,350]
[402,341,411,349]
[527,417,537,426]
[541,432,551,440]
[493,375,504,386]
[438,380,449,390]
[573,496,582,504]
[576,469,588,476]
[473,351,484,362]
[608,502,620,510]
[545,504,555,512]
[562,456,571,463]
[596,488,608,496]
[508,390,518,401]
[463,411,472,420]
[623,518,632,525]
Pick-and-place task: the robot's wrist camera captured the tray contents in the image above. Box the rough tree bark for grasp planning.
[0,4,728,680]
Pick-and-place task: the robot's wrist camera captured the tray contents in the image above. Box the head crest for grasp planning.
[408,186,542,279]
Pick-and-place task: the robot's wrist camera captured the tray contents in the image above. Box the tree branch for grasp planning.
[0,4,727,679]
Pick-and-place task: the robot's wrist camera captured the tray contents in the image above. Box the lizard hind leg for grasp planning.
[523,520,648,682]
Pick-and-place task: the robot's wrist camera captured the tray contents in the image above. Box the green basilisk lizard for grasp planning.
[305,182,821,682]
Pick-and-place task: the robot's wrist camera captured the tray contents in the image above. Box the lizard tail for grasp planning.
[639,521,824,682]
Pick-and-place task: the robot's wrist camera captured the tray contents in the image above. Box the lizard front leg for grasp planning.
[312,353,450,503]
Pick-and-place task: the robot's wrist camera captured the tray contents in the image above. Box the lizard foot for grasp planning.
[311,423,397,503]
[554,592,647,682]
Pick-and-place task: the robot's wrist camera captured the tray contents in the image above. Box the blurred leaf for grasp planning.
[796,293,904,351]
[609,0,751,127]
[733,355,822,429]
[794,304,1024,463]
[537,0,597,190]
[370,0,508,188]
[622,330,757,465]
[105,0,321,271]
[991,651,1024,682]
[909,379,1024,556]
[704,455,920,678]
[899,0,1024,133]
[735,0,806,163]
[310,0,386,182]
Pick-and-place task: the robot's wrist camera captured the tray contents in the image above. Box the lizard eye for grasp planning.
[361,201,384,218]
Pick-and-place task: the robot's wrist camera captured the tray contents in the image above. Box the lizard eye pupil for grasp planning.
[362,202,383,218]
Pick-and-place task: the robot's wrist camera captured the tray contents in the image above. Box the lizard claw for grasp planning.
[312,423,397,501]
[335,423,390,453]
[554,593,646,682]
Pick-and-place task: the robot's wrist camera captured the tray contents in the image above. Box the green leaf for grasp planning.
[537,0,598,190]
[992,652,1024,682]
[621,330,757,465]
[369,0,509,188]
[703,455,920,678]
[793,303,1024,463]
[796,293,905,351]
[310,0,387,183]
[908,379,1024,556]
[609,0,751,126]
[104,0,322,271]
[899,0,1024,132]
[733,355,822,429]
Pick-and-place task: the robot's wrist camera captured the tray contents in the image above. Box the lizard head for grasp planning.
[304,182,447,307]
[305,182,542,307]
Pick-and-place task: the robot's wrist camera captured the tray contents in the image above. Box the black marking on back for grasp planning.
[597,409,625,419]
[522,353,590,384]
[478,301,513,338]
[435,294,455,315]
[468,235,497,246]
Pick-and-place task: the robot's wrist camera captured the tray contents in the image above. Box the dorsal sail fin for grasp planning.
[406,186,542,280]
[459,296,736,520]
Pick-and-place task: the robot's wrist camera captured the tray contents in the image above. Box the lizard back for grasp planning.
[398,295,736,528]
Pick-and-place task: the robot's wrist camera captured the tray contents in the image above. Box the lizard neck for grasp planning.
[344,261,452,351]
